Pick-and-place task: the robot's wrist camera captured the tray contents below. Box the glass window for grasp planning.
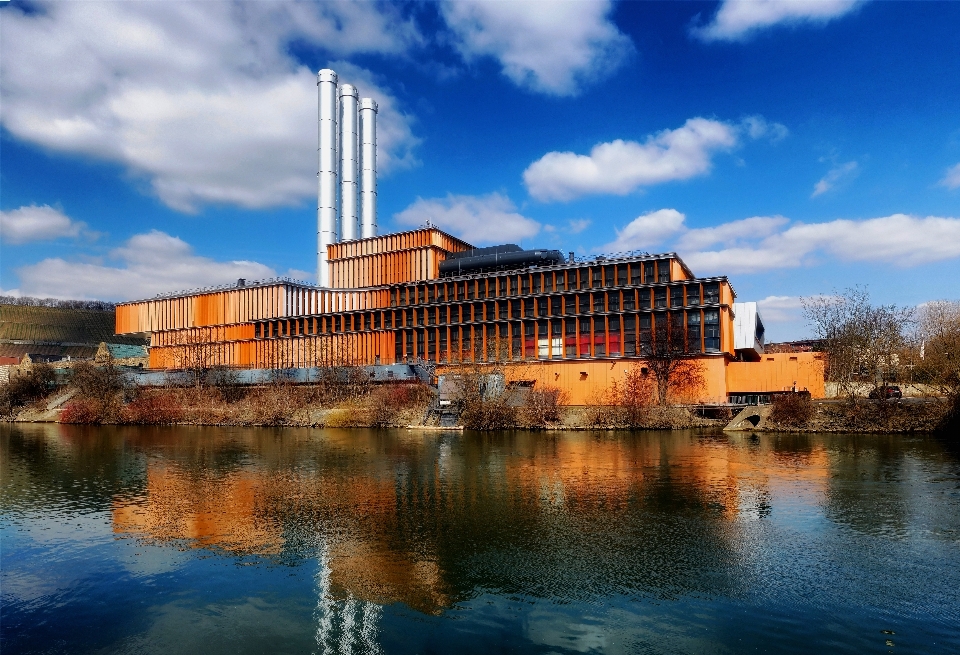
[565,295,576,315]
[609,316,621,356]
[579,318,592,357]
[643,261,654,284]
[687,285,701,306]
[416,309,424,326]
[658,260,670,283]
[521,276,529,294]
[654,288,667,309]
[617,265,628,286]
[427,308,435,325]
[537,297,548,316]
[255,323,261,338]
[579,294,591,313]
[524,298,534,317]
[512,300,521,319]
[565,319,577,357]
[556,271,567,291]
[334,316,341,332]
[390,289,397,307]
[604,266,614,287]
[639,314,651,355]
[687,311,701,353]
[395,332,403,361]
[623,315,636,356]
[498,277,508,296]
[512,322,522,359]
[499,301,509,320]
[417,286,425,304]
[671,286,684,308]
[608,292,620,312]
[579,268,590,289]
[704,283,720,304]
[592,267,602,288]
[623,289,635,311]
[594,317,606,357]
[538,321,549,359]
[374,313,381,329]
[704,310,720,351]
[551,296,562,316]
[486,302,496,321]
[385,313,393,329]
[533,274,541,294]
[630,264,641,286]
[525,322,536,359]
[467,281,475,300]
[510,276,518,295]
[638,289,651,310]
[477,281,486,300]
[457,283,465,300]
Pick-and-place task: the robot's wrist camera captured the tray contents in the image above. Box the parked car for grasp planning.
[869,385,902,399]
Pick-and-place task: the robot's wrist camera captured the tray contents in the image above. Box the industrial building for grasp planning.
[115,69,823,404]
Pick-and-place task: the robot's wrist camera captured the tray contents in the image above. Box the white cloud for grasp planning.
[676,215,789,251]
[439,0,632,96]
[0,205,88,245]
[741,115,789,142]
[678,213,960,274]
[939,163,960,190]
[811,161,858,197]
[567,219,592,235]
[600,209,687,252]
[756,295,804,324]
[0,2,420,213]
[394,193,541,245]
[13,230,295,301]
[693,0,865,42]
[524,118,739,202]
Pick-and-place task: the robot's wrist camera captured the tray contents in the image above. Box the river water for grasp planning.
[2,424,959,654]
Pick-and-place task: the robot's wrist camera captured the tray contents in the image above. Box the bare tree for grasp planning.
[645,313,704,405]
[170,328,219,387]
[914,300,960,397]
[803,287,913,396]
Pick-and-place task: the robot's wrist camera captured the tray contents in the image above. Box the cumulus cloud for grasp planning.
[693,0,865,41]
[939,163,960,190]
[0,2,420,213]
[600,209,687,252]
[0,205,88,245]
[676,215,789,251]
[812,160,859,197]
[439,0,632,96]
[13,230,293,301]
[524,118,739,202]
[679,213,960,274]
[756,295,805,324]
[394,192,541,245]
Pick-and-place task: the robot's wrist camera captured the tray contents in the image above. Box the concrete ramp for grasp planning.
[725,405,772,431]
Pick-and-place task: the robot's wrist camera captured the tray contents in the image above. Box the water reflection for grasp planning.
[2,423,960,654]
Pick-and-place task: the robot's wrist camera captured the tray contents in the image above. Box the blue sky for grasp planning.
[1,0,959,340]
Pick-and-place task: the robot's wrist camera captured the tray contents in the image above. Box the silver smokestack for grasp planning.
[339,84,360,242]
[359,98,378,239]
[317,69,338,287]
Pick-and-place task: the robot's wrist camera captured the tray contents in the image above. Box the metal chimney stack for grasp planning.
[339,84,360,242]
[359,99,378,239]
[317,69,339,287]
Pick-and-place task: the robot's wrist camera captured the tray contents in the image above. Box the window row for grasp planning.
[389,260,684,306]
[391,312,721,362]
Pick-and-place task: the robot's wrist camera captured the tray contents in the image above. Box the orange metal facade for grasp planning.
[115,227,824,403]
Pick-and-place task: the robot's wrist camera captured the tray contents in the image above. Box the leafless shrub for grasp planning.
[207,367,245,402]
[60,397,106,424]
[769,393,813,427]
[362,383,434,427]
[71,360,124,398]
[583,388,616,428]
[914,300,960,398]
[460,398,516,430]
[609,363,656,428]
[0,363,56,415]
[121,391,184,424]
[519,386,568,428]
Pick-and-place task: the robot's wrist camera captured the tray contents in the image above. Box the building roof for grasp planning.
[0,305,148,361]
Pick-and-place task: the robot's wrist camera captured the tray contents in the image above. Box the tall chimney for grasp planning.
[317,69,338,287]
[359,98,378,239]
[339,84,360,242]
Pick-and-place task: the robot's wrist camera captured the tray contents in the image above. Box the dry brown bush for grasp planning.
[769,393,814,427]
[61,397,113,424]
[121,391,184,424]
[0,363,56,415]
[519,386,568,428]
[609,364,656,428]
[460,398,517,430]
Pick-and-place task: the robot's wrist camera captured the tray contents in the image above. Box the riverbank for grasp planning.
[4,384,956,434]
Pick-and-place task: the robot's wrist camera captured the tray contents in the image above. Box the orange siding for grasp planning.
[725,352,825,397]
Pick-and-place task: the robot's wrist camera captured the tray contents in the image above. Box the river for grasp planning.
[2,424,959,654]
